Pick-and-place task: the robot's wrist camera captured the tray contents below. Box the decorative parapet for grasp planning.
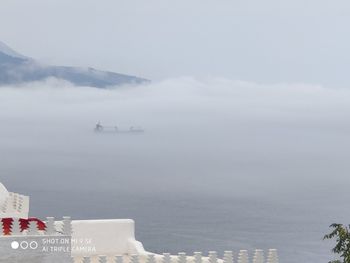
[71,250,279,263]
[0,216,72,263]
[1,216,279,263]
[266,249,278,263]
[0,216,72,236]
[0,192,29,219]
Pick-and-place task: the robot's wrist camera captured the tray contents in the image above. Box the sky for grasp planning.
[1,0,350,86]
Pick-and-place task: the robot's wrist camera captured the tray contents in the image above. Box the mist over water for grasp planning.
[1,78,350,262]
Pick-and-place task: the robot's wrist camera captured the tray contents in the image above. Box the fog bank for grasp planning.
[0,78,349,202]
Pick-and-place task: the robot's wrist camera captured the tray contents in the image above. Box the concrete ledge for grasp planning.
[70,219,147,257]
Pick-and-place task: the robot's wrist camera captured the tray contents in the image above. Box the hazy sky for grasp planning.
[1,0,350,85]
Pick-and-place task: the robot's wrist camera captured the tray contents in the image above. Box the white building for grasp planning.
[0,181,278,263]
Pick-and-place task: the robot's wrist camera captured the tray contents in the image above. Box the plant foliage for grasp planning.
[324,224,350,263]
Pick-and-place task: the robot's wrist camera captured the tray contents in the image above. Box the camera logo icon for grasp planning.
[11,241,38,250]
[11,241,19,250]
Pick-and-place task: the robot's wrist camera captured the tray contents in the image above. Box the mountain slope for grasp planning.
[0,41,148,88]
[0,41,27,59]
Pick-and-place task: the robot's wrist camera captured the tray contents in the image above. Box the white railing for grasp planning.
[71,250,279,263]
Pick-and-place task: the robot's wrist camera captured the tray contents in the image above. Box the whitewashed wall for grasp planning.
[69,219,147,257]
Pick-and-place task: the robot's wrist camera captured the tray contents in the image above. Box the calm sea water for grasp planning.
[1,126,348,263]
[17,189,342,263]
